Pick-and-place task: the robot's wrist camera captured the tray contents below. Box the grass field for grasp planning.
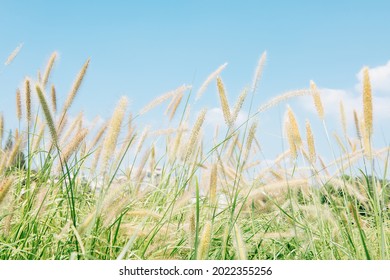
[0,49,389,260]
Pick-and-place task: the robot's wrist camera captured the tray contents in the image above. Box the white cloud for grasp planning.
[355,60,390,94]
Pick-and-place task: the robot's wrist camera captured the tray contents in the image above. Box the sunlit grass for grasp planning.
[0,49,389,260]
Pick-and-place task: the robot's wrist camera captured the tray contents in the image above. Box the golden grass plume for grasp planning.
[196,62,228,101]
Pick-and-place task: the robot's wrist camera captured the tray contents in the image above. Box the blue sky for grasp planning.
[1,0,390,163]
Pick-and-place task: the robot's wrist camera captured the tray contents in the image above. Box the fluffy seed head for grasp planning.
[230,88,248,126]
[42,52,57,88]
[258,89,311,113]
[134,126,149,156]
[233,224,247,260]
[0,177,13,205]
[251,51,267,93]
[310,80,324,120]
[61,58,90,115]
[197,222,212,260]
[166,91,185,121]
[196,62,228,101]
[209,163,218,205]
[25,79,31,123]
[140,85,190,115]
[32,122,45,152]
[51,85,57,113]
[36,85,57,143]
[339,100,346,136]
[4,43,23,66]
[244,121,258,162]
[89,122,108,150]
[102,96,128,169]
[185,109,207,161]
[305,119,316,163]
[353,110,361,139]
[362,67,373,137]
[216,77,231,126]
[287,106,302,146]
[59,128,88,168]
[16,88,22,121]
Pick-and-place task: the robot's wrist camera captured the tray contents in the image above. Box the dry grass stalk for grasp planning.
[16,88,22,121]
[169,125,185,162]
[0,177,13,205]
[149,144,156,173]
[327,177,368,205]
[353,110,361,140]
[36,85,57,144]
[150,128,177,137]
[61,128,88,164]
[185,109,207,161]
[166,91,185,121]
[233,224,247,260]
[196,62,228,101]
[25,79,31,124]
[114,126,135,169]
[89,122,108,150]
[305,119,316,163]
[188,211,196,247]
[270,169,284,181]
[339,101,347,136]
[32,122,45,152]
[102,96,128,170]
[254,178,309,198]
[140,85,189,115]
[90,145,103,175]
[4,43,23,66]
[42,52,57,88]
[61,58,90,116]
[61,111,84,146]
[310,80,324,120]
[243,121,258,162]
[197,221,212,260]
[225,132,239,159]
[287,106,302,145]
[134,126,149,156]
[243,160,261,170]
[255,151,291,181]
[358,113,371,156]
[37,70,42,83]
[251,51,267,93]
[51,85,57,113]
[135,149,151,192]
[57,114,68,138]
[5,138,22,168]
[230,88,248,126]
[126,210,162,220]
[78,212,96,236]
[3,200,16,235]
[333,132,347,154]
[216,77,231,126]
[318,156,330,176]
[362,67,373,137]
[258,89,311,113]
[261,229,297,239]
[209,163,218,205]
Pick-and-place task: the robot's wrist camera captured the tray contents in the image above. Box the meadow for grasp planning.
[0,48,389,260]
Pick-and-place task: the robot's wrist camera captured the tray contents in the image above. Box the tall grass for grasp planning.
[0,50,389,260]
